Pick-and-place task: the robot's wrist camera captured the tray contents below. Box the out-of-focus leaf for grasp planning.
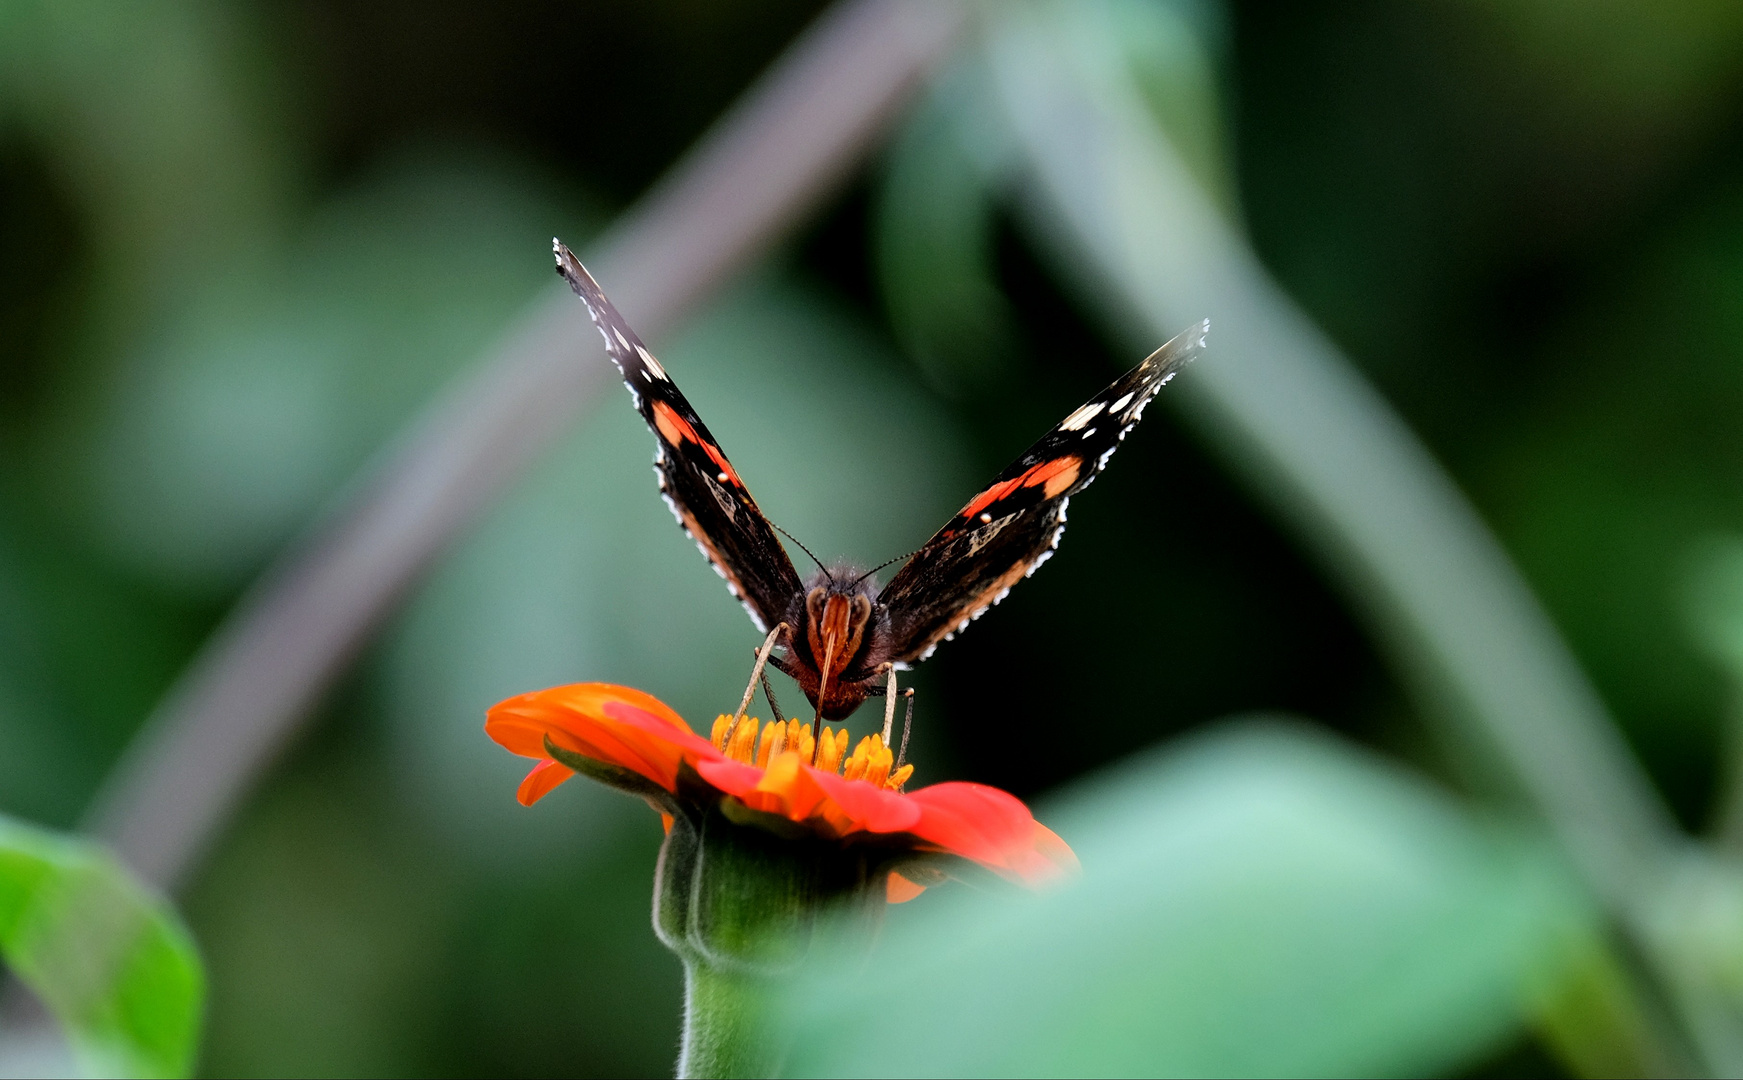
[1683,536,1743,681]
[777,721,1595,1077]
[0,515,201,828]
[875,64,1018,395]
[875,0,1229,396]
[65,151,593,593]
[0,814,203,1078]
[184,755,457,1077]
[1681,537,1743,844]
[0,0,292,317]
[1638,855,1743,1075]
[982,0,1678,950]
[1092,0,1232,213]
[1479,187,1743,815]
[1464,0,1743,134]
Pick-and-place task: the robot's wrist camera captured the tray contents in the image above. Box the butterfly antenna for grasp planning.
[853,548,920,587]
[771,522,832,582]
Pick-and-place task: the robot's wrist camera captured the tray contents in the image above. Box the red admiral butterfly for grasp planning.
[555,239,1205,729]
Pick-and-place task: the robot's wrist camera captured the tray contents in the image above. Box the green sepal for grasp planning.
[653,801,886,976]
[541,734,682,816]
[715,793,814,841]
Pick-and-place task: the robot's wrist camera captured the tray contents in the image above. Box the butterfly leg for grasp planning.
[881,665,898,746]
[760,669,784,726]
[728,622,787,746]
[897,688,915,768]
[746,645,788,721]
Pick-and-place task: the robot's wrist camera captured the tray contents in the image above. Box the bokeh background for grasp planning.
[8,0,1743,1075]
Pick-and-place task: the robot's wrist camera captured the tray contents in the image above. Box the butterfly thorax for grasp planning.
[772,568,894,720]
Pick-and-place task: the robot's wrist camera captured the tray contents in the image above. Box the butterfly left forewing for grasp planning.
[878,320,1208,664]
[555,241,802,632]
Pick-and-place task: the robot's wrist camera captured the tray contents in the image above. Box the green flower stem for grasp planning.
[652,786,894,1077]
[678,960,775,1079]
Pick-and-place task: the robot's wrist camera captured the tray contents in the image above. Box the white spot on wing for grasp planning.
[613,327,631,351]
[1109,391,1134,413]
[636,344,669,381]
[1060,401,1106,431]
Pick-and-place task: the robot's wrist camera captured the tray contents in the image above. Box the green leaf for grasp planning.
[775,721,1596,1077]
[874,64,1020,395]
[0,814,203,1077]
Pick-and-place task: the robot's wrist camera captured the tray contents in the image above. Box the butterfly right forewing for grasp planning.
[877,321,1207,665]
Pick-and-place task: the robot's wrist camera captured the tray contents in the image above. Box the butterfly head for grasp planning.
[801,570,878,681]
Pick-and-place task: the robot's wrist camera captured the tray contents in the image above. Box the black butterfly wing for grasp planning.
[878,320,1208,664]
[555,240,802,633]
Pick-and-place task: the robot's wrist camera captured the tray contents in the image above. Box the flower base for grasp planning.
[657,792,891,1077]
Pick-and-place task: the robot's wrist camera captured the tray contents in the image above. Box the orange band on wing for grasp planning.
[651,400,695,447]
[960,477,1023,521]
[1026,456,1081,498]
[959,456,1082,519]
[652,400,744,487]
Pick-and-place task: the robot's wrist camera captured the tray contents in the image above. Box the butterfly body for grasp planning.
[769,569,891,720]
[554,240,1204,721]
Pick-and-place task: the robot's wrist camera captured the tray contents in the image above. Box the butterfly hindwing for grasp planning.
[877,320,1208,664]
[555,241,802,633]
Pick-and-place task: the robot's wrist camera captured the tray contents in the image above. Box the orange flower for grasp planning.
[485,683,1076,893]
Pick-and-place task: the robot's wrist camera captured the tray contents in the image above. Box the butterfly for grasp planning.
[555,239,1205,723]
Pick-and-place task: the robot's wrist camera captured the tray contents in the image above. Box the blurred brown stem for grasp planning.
[81,0,969,892]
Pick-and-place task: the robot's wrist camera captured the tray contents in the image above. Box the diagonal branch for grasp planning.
[83,0,969,892]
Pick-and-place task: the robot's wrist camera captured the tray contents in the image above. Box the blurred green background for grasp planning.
[9,0,1743,1075]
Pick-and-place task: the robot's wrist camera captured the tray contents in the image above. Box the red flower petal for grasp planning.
[516,759,574,806]
[906,783,1070,883]
[806,767,923,834]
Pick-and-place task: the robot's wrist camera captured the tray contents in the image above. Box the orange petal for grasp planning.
[516,759,575,806]
[886,871,927,904]
[486,683,715,794]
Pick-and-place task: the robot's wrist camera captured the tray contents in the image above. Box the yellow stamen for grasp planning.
[842,734,885,783]
[728,716,759,763]
[864,740,892,788]
[815,726,846,773]
[717,706,918,787]
[784,718,814,763]
[756,720,785,767]
[840,737,864,781]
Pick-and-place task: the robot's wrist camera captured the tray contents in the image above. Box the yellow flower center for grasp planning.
[708,715,914,791]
